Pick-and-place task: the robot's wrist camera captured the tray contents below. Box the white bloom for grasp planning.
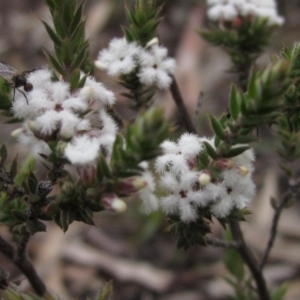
[210,195,234,218]
[12,125,51,158]
[97,110,118,153]
[160,140,178,154]
[11,68,118,167]
[84,76,116,106]
[177,133,203,157]
[137,45,176,89]
[154,134,256,222]
[138,171,159,214]
[206,0,284,26]
[96,38,141,76]
[64,135,101,165]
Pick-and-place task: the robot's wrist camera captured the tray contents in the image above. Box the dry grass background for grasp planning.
[1,0,300,299]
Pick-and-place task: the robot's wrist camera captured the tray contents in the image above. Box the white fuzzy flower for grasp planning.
[138,171,159,214]
[137,45,176,89]
[64,135,101,165]
[154,134,256,222]
[84,76,116,106]
[177,133,203,157]
[206,0,284,26]
[97,110,118,153]
[96,38,141,76]
[11,68,118,167]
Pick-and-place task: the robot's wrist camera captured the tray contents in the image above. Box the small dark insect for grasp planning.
[0,62,35,104]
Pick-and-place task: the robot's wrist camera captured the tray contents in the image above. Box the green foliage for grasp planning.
[167,213,211,250]
[272,43,300,175]
[110,107,169,176]
[94,281,113,300]
[271,282,288,300]
[119,74,156,110]
[42,107,169,232]
[117,0,163,109]
[200,17,277,88]
[206,60,290,160]
[0,282,113,300]
[123,0,161,47]
[0,79,12,112]
[43,0,90,84]
[0,289,57,300]
[223,230,257,300]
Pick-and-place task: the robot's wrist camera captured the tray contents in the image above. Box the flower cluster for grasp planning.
[11,69,117,175]
[95,38,176,89]
[207,0,284,26]
[154,134,255,222]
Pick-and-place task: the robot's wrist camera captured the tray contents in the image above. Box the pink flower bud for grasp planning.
[76,164,96,184]
[116,177,148,196]
[214,159,234,171]
[102,193,127,213]
[232,17,242,28]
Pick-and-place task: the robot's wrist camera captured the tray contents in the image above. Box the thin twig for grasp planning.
[229,221,271,300]
[260,177,299,270]
[0,236,46,296]
[169,76,197,134]
[16,232,30,260]
[205,236,239,249]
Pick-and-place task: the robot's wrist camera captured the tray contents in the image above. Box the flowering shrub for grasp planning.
[207,0,284,25]
[155,135,255,222]
[0,0,298,300]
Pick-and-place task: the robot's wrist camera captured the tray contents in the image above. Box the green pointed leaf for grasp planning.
[271,282,288,300]
[98,155,111,178]
[42,21,61,46]
[70,1,84,32]
[60,39,72,65]
[71,46,88,70]
[44,49,66,76]
[11,209,27,222]
[231,135,258,144]
[209,115,226,141]
[95,281,113,300]
[229,85,241,120]
[70,69,81,91]
[67,209,76,225]
[0,144,8,165]
[222,146,249,158]
[224,248,245,280]
[10,154,18,179]
[203,141,218,159]
[60,210,69,233]
[27,170,38,194]
[26,218,46,234]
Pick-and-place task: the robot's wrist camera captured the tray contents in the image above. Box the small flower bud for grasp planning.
[116,177,148,196]
[214,159,234,171]
[76,165,96,184]
[61,181,74,195]
[11,128,25,138]
[27,120,38,134]
[146,37,159,48]
[79,86,94,101]
[102,193,127,213]
[198,171,211,186]
[232,17,242,28]
[237,166,249,176]
[56,141,67,157]
[94,60,107,71]
[59,127,74,140]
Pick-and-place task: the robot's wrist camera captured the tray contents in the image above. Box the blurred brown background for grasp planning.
[1,0,300,299]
